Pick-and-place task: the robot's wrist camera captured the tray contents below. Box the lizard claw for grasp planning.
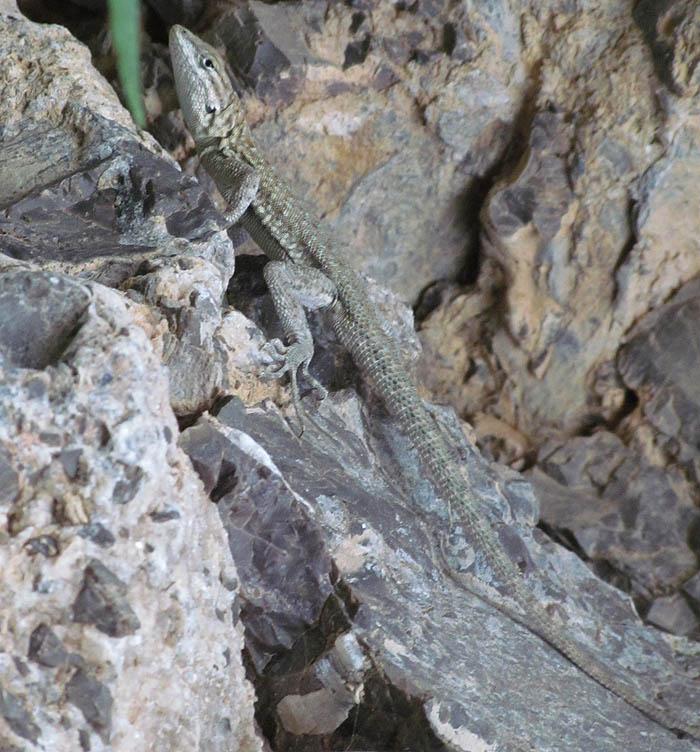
[261,339,327,435]
[261,339,291,375]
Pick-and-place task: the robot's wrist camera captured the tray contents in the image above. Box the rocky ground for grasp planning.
[1,1,700,750]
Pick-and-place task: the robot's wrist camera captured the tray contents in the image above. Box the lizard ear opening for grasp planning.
[206,105,217,114]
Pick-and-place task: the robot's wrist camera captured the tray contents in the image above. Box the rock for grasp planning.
[0,11,237,418]
[633,0,700,96]
[202,0,525,302]
[72,559,142,638]
[422,1,700,446]
[0,272,261,752]
[646,594,699,637]
[178,400,699,750]
[27,624,71,668]
[3,2,700,750]
[529,431,700,598]
[64,669,113,743]
[0,686,41,746]
[0,271,90,369]
[682,571,700,605]
[618,277,700,481]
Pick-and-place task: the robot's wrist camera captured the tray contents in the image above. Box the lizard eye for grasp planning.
[206,105,217,114]
[203,58,214,68]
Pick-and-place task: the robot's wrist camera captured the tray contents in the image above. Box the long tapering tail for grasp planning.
[333,303,697,738]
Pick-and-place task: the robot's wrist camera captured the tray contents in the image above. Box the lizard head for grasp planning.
[169,25,245,143]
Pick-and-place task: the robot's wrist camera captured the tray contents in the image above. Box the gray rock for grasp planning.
[646,594,699,637]
[28,624,70,668]
[0,686,40,744]
[179,399,699,750]
[72,559,142,638]
[682,571,700,604]
[65,669,113,742]
[0,268,261,751]
[633,0,700,95]
[181,413,335,673]
[111,465,144,505]
[178,421,226,495]
[0,124,223,266]
[23,534,59,558]
[0,271,90,369]
[0,13,237,419]
[618,277,700,473]
[3,2,700,750]
[206,0,525,301]
[0,443,19,506]
[530,431,700,597]
[77,522,116,548]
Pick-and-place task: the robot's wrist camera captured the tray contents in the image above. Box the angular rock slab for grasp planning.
[530,430,700,598]
[182,396,700,751]
[0,15,224,272]
[619,277,700,472]
[0,12,237,418]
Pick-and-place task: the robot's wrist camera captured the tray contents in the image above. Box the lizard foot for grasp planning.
[262,339,327,435]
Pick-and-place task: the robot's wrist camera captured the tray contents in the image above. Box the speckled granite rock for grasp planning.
[0,265,261,752]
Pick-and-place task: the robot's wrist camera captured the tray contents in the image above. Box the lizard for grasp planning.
[168,24,699,740]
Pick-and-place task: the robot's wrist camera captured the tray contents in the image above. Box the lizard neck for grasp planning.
[196,99,265,169]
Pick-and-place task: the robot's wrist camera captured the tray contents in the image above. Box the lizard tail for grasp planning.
[338,317,699,738]
[396,380,698,738]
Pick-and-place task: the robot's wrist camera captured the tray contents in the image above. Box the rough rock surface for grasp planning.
[0,263,260,752]
[178,400,700,751]
[0,9,241,416]
[530,431,700,597]
[1,1,700,751]
[201,0,525,302]
[419,0,700,448]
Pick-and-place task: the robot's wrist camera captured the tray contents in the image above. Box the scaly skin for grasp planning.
[169,24,698,739]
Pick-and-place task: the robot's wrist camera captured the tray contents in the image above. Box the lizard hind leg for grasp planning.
[262,261,337,433]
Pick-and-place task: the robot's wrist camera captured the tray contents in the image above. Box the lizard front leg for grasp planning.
[262,260,337,433]
[200,147,336,430]
[199,147,260,226]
